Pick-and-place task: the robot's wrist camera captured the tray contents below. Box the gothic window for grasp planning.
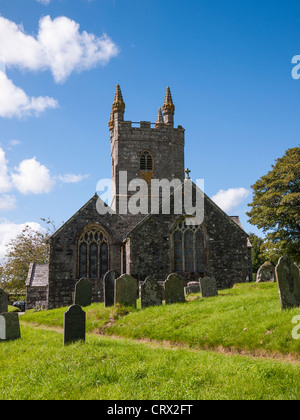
[140,151,153,171]
[78,227,109,279]
[172,219,207,273]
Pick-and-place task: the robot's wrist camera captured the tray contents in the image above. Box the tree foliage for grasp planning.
[247,146,300,264]
[0,225,50,293]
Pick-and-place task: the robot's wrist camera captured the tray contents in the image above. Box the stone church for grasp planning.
[26,85,252,310]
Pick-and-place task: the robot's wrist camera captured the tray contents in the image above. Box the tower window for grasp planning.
[140,151,153,171]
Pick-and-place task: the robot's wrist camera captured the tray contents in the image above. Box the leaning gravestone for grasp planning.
[0,289,8,313]
[0,313,21,341]
[140,276,162,309]
[104,270,120,307]
[199,277,218,298]
[164,273,185,305]
[74,278,92,307]
[115,274,137,308]
[63,305,86,346]
[256,262,275,283]
[276,256,300,309]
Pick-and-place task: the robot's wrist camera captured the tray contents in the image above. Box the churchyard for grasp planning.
[1,274,300,400]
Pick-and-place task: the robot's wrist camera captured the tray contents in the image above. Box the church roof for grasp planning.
[26,263,49,287]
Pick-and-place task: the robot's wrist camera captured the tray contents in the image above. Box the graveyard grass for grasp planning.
[1,283,300,400]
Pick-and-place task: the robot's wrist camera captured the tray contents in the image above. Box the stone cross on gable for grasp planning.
[185,168,191,180]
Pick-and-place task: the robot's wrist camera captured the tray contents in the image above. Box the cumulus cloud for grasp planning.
[36,0,52,4]
[0,15,119,83]
[211,187,250,213]
[0,72,58,118]
[0,195,16,211]
[56,173,89,183]
[0,148,12,193]
[0,221,46,263]
[11,157,55,195]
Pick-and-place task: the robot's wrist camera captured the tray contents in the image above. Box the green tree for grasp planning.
[247,146,300,264]
[248,233,265,277]
[1,225,50,294]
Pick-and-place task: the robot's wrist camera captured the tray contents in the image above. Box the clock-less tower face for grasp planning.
[109,85,185,215]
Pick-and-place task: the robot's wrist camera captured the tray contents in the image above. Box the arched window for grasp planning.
[78,227,109,279]
[172,219,207,273]
[140,151,153,171]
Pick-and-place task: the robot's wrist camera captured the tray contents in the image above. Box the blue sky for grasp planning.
[0,0,299,260]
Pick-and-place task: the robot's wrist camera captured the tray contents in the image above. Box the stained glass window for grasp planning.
[173,220,206,273]
[78,227,109,279]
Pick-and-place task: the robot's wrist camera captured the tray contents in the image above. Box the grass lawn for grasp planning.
[1,282,300,400]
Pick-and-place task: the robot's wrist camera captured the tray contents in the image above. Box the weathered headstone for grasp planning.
[104,270,120,307]
[0,313,21,341]
[63,304,86,346]
[164,273,185,304]
[115,274,137,308]
[199,277,218,298]
[74,278,92,307]
[276,256,300,309]
[0,289,8,313]
[256,262,275,283]
[140,276,162,309]
[184,281,201,296]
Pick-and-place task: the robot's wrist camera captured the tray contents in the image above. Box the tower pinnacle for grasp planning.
[112,84,125,122]
[162,86,175,126]
[155,107,164,128]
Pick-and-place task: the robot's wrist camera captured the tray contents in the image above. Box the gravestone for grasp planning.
[199,277,218,298]
[74,278,92,307]
[115,274,137,308]
[256,262,275,283]
[184,281,201,296]
[104,270,119,307]
[276,256,300,309]
[164,273,185,304]
[0,289,8,313]
[63,304,86,346]
[140,276,162,309]
[0,313,21,341]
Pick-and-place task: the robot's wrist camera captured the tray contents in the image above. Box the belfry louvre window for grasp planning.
[78,227,109,279]
[140,151,153,171]
[172,219,206,273]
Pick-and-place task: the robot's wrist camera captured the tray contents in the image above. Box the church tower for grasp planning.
[109,84,185,215]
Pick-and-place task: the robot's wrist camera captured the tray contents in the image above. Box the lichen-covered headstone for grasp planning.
[256,262,275,283]
[199,277,218,298]
[0,289,8,313]
[164,273,185,304]
[140,276,162,309]
[74,278,92,307]
[115,274,137,308]
[63,305,86,346]
[0,313,21,341]
[184,281,201,296]
[104,270,119,307]
[276,256,300,309]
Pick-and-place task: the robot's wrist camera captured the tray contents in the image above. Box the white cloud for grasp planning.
[0,195,16,211]
[0,71,58,118]
[211,187,250,213]
[36,0,52,4]
[0,221,46,263]
[11,157,55,195]
[57,173,89,183]
[0,15,119,83]
[0,148,12,193]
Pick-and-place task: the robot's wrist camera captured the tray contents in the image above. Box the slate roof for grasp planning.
[26,263,49,287]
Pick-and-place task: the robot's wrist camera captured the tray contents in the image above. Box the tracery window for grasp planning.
[172,219,206,273]
[78,227,109,279]
[140,151,153,171]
